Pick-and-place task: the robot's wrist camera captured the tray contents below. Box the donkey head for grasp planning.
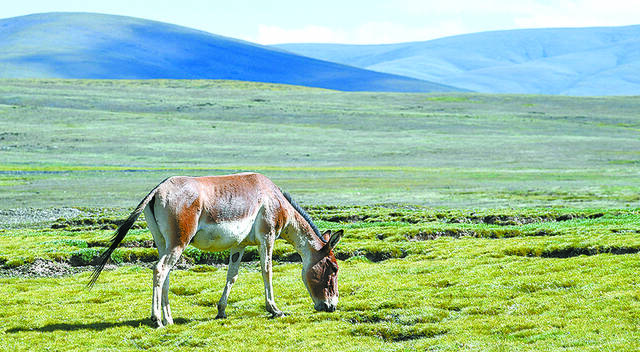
[302,230,343,312]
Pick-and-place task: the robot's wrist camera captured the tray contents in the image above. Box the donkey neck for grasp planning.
[281,212,325,266]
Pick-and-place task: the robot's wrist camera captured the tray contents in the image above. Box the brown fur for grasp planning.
[306,248,339,301]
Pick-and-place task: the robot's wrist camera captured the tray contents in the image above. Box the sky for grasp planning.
[1,0,639,44]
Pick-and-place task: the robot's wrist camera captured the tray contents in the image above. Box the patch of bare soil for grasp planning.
[0,208,84,228]
[0,259,95,278]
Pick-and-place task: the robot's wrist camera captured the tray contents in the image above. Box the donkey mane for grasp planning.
[281,191,325,243]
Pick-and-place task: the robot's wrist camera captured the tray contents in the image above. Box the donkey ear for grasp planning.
[321,230,332,242]
[328,230,343,250]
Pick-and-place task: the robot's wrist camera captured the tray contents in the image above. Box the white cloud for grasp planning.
[392,0,539,16]
[247,0,640,44]
[513,0,640,28]
[383,0,640,34]
[353,21,467,44]
[256,25,347,44]
[255,21,470,45]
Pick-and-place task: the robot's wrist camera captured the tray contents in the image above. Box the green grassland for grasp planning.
[1,79,640,351]
[2,208,640,351]
[1,79,639,208]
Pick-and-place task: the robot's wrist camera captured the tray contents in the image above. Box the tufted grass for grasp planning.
[1,236,640,351]
[1,206,640,350]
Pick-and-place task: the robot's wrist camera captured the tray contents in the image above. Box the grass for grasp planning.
[2,209,640,350]
[2,79,640,350]
[2,207,640,350]
[1,79,640,208]
[3,207,637,267]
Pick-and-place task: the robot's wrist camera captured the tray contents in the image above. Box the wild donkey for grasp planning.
[88,173,342,327]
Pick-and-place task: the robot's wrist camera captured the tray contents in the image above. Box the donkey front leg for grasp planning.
[258,238,284,317]
[216,247,245,319]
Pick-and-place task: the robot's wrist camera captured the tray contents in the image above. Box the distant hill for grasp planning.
[0,13,461,93]
[276,26,640,96]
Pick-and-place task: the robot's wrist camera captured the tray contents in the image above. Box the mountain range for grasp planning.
[2,12,639,95]
[0,12,458,92]
[276,25,640,96]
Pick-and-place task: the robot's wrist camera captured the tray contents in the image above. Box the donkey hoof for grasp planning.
[150,316,164,328]
[270,311,285,318]
[215,312,227,319]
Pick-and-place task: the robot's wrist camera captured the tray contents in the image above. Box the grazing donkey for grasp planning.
[88,173,342,327]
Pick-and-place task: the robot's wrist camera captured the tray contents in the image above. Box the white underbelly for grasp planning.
[191,218,257,252]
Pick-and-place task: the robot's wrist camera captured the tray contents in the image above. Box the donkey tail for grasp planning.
[87,178,168,289]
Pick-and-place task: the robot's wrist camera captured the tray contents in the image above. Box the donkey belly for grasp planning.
[191,218,258,252]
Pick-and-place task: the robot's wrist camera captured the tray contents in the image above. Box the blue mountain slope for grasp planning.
[276,26,640,95]
[0,13,462,92]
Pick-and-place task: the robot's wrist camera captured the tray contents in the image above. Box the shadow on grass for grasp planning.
[7,317,194,333]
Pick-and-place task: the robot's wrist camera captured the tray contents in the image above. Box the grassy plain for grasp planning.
[2,208,640,351]
[1,79,640,351]
[1,79,640,208]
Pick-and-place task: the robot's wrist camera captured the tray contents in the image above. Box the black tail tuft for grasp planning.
[86,178,168,289]
[87,209,141,289]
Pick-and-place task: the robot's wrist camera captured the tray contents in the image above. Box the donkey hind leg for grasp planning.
[152,247,185,327]
[216,247,245,319]
[151,247,166,325]
[144,205,168,325]
[259,237,284,317]
[161,269,174,325]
